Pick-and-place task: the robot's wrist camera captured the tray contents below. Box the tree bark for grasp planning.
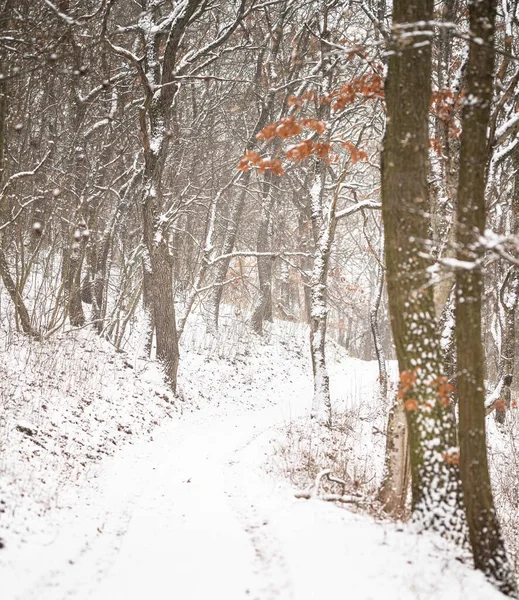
[378,397,410,517]
[0,9,37,338]
[455,0,516,593]
[251,173,274,334]
[206,173,249,333]
[495,148,519,424]
[381,0,465,537]
[370,252,388,402]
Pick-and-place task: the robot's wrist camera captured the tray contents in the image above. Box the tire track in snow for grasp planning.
[224,419,294,600]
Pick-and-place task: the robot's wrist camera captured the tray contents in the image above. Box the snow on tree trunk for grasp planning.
[309,172,338,425]
[455,0,516,593]
[370,251,387,403]
[0,44,37,338]
[381,0,465,540]
[135,1,203,392]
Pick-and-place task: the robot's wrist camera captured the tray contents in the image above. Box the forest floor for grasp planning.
[0,317,510,599]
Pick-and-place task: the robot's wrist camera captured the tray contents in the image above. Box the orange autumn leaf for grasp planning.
[332,73,384,111]
[341,140,368,163]
[258,158,284,176]
[286,139,314,162]
[404,398,419,411]
[287,92,316,107]
[429,137,443,155]
[287,95,303,108]
[314,142,331,159]
[237,152,284,176]
[495,398,507,413]
[256,123,278,141]
[265,158,284,176]
[276,116,302,139]
[439,395,451,408]
[431,375,455,407]
[243,150,262,165]
[441,451,460,465]
[400,370,417,391]
[300,117,327,135]
[301,91,317,102]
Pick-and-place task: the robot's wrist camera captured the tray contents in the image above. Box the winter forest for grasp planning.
[3,0,519,598]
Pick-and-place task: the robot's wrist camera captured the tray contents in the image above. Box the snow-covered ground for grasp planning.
[0,318,512,599]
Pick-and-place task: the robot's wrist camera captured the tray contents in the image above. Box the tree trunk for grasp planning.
[309,167,341,425]
[455,0,516,593]
[0,248,37,337]
[378,397,410,517]
[206,173,249,333]
[370,253,388,402]
[251,174,274,334]
[497,268,519,424]
[141,154,179,392]
[0,16,37,338]
[495,148,519,424]
[381,0,465,538]
[297,211,312,323]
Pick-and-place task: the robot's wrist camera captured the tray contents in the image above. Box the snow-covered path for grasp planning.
[90,405,295,600]
[1,331,510,600]
[5,389,303,600]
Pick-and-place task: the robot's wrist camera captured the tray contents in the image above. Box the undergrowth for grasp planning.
[269,403,386,503]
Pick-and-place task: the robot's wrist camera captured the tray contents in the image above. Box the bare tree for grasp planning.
[455,0,516,593]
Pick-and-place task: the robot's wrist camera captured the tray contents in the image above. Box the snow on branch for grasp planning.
[295,468,364,504]
[175,0,248,76]
[493,112,519,148]
[436,256,481,271]
[103,39,144,66]
[485,375,506,415]
[43,0,76,25]
[359,1,390,41]
[208,250,311,265]
[153,0,190,35]
[335,200,381,220]
[0,150,51,206]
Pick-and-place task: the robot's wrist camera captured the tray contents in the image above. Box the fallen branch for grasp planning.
[295,468,331,499]
[295,469,363,504]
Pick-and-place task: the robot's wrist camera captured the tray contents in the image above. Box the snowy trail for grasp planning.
[6,390,304,600]
[90,405,295,600]
[3,345,509,600]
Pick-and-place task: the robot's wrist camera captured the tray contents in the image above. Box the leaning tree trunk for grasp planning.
[378,397,410,517]
[0,249,37,337]
[455,0,516,593]
[381,0,465,538]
